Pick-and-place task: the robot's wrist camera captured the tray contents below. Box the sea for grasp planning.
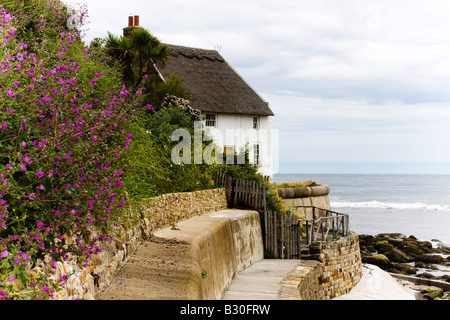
[273,174,450,247]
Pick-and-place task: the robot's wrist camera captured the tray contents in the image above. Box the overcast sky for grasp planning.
[63,0,450,174]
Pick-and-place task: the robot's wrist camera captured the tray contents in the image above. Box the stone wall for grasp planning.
[46,188,228,300]
[139,188,229,237]
[309,232,362,299]
[152,210,264,300]
[277,185,331,219]
[279,260,325,300]
[279,232,362,300]
[35,186,363,300]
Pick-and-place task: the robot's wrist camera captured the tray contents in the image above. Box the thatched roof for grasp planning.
[157,45,274,116]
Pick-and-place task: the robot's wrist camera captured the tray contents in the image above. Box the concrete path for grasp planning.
[222,259,301,300]
[223,261,419,300]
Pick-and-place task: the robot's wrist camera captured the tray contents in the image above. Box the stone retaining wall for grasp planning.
[47,188,228,300]
[153,210,264,300]
[39,186,363,300]
[279,260,325,300]
[277,185,331,219]
[279,232,362,300]
[310,232,362,299]
[139,188,229,237]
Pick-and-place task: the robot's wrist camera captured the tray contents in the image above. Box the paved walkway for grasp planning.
[223,261,419,300]
[222,259,302,300]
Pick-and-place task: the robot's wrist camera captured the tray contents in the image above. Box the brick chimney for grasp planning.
[123,15,142,37]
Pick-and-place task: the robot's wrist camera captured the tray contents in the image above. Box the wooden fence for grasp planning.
[214,172,306,259]
[263,210,309,259]
[213,173,350,260]
[214,171,267,211]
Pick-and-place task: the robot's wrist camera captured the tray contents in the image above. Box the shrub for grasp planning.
[144,105,215,194]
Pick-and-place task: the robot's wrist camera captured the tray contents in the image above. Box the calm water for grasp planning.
[274,174,450,245]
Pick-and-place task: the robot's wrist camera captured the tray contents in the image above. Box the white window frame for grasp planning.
[205,114,217,127]
[253,116,259,130]
[253,143,260,165]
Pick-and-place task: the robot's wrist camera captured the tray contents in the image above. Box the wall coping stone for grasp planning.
[277,185,330,199]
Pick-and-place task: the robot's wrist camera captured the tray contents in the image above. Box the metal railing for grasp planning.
[293,206,350,246]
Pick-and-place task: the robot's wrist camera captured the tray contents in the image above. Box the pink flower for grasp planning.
[20,164,27,171]
[37,170,44,178]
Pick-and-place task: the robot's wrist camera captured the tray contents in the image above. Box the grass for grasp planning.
[274,180,317,188]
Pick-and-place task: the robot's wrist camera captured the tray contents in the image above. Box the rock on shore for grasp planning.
[359,233,450,300]
[359,233,450,280]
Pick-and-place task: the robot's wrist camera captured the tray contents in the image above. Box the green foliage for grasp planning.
[147,75,187,110]
[0,0,143,299]
[143,106,214,195]
[103,27,169,87]
[274,180,317,188]
[214,151,263,183]
[118,112,164,201]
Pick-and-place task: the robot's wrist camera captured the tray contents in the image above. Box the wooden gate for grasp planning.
[214,172,306,259]
[263,210,305,259]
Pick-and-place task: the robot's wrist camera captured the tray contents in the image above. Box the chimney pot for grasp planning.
[128,16,134,27]
[134,15,140,27]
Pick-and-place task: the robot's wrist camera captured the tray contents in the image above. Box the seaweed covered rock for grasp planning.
[358,233,450,279]
[415,254,444,264]
[362,254,392,268]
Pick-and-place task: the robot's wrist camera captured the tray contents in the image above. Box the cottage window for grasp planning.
[253,144,260,165]
[253,116,259,129]
[224,146,234,155]
[205,114,216,127]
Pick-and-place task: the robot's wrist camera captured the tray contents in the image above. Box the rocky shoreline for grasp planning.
[358,233,450,300]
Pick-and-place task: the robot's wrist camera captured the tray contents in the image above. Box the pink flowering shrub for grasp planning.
[0,1,143,299]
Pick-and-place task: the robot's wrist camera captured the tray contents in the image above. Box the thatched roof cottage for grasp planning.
[126,16,275,177]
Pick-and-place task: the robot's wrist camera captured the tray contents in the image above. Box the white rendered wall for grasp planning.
[202,113,273,177]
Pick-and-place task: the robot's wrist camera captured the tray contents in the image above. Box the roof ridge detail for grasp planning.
[167,44,224,62]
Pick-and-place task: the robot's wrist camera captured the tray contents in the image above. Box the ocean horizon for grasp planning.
[273,173,450,246]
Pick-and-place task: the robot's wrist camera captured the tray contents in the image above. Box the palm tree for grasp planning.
[104,32,135,84]
[104,28,170,87]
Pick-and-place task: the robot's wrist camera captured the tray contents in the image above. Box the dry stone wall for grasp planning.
[279,232,362,300]
[309,232,362,299]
